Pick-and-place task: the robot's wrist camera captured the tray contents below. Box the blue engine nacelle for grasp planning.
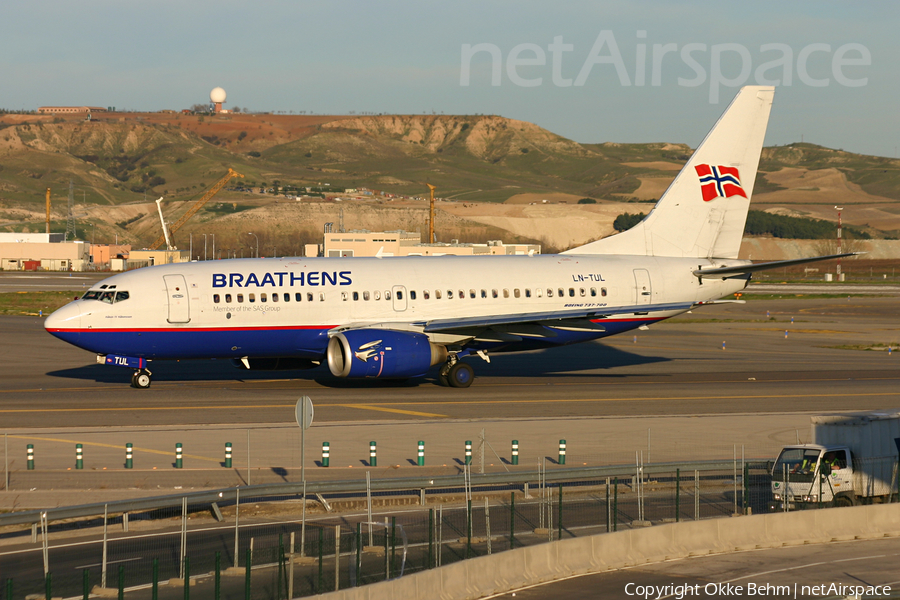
[326,329,448,379]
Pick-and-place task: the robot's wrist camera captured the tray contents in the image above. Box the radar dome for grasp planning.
[210,87,227,103]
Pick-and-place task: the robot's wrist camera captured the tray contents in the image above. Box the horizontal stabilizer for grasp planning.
[693,252,860,279]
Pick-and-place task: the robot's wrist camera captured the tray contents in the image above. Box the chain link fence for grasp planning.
[0,460,812,600]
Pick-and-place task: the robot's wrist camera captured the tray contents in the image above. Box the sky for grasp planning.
[2,1,898,157]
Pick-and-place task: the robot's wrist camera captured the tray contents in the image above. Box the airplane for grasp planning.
[45,86,852,389]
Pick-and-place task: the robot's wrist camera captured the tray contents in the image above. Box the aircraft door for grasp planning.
[633,269,652,305]
[392,285,407,312]
[163,274,191,323]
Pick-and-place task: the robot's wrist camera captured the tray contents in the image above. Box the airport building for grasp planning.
[323,230,540,257]
[0,233,90,271]
[37,106,107,115]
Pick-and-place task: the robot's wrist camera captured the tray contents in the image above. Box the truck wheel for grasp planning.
[834,496,853,508]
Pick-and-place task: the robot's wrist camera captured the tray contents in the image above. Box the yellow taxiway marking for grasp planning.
[334,404,448,418]
[4,435,221,462]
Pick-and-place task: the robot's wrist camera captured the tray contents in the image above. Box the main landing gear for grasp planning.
[131,369,152,389]
[438,350,489,388]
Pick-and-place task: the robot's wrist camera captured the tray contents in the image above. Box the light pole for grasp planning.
[202,234,208,261]
[248,233,259,258]
[211,234,215,260]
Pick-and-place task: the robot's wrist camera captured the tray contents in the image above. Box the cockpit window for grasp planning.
[82,289,129,303]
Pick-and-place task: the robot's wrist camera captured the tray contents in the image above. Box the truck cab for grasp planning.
[770,444,855,511]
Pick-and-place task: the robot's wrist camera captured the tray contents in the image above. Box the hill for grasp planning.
[1,112,899,251]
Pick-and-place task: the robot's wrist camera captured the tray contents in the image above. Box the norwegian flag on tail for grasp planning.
[695,164,747,202]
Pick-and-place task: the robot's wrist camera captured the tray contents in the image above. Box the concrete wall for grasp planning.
[315,504,900,600]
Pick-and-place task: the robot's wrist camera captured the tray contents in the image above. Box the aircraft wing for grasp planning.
[693,252,860,279]
[419,301,695,333]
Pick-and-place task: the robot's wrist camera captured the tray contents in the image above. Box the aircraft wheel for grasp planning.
[448,362,474,388]
[132,370,152,389]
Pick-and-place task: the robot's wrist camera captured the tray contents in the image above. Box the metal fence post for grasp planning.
[334,525,341,592]
[613,477,618,532]
[510,491,516,549]
[557,484,563,540]
[215,552,221,600]
[152,558,158,600]
[118,564,125,600]
[82,569,90,600]
[44,572,51,600]
[428,508,434,569]
[606,477,610,532]
[319,527,325,592]
[743,463,750,514]
[356,522,362,584]
[675,468,680,522]
[695,469,700,520]
[245,548,252,600]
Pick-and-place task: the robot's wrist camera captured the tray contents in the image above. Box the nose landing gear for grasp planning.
[131,369,152,389]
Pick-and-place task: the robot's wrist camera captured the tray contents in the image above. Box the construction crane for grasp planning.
[148,168,244,250]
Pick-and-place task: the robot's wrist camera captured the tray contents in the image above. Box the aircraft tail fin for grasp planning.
[565,86,774,259]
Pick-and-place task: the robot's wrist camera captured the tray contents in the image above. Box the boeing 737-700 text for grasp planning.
[45,86,850,388]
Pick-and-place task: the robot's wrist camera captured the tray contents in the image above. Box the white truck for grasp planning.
[770,411,900,511]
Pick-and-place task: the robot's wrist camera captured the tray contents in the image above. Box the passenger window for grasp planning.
[307,292,314,302]
[397,291,404,300]
[410,290,416,300]
[237,294,244,303]
[547,289,554,297]
[435,290,442,299]
[385,291,391,300]
[225,294,232,303]
[115,291,129,303]
[601,287,608,297]
[447,290,454,299]
[514,289,520,298]
[590,288,596,297]
[374,290,381,300]
[341,292,348,301]
[261,293,267,302]
[284,293,289,302]
[363,291,370,301]
[580,288,586,297]
[558,288,564,297]
[249,293,256,303]
[524,289,530,298]
[492,289,498,298]
[352,291,359,301]
[467,289,472,299]
[536,288,543,298]
[480,289,487,298]
[272,293,279,302]
[296,293,303,301]
[503,289,509,298]
[423,290,430,300]
[213,294,221,303]
[319,293,325,301]
[568,288,575,297]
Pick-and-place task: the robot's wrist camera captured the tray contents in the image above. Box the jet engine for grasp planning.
[327,329,447,379]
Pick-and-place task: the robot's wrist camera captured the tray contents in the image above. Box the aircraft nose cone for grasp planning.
[44,301,83,341]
